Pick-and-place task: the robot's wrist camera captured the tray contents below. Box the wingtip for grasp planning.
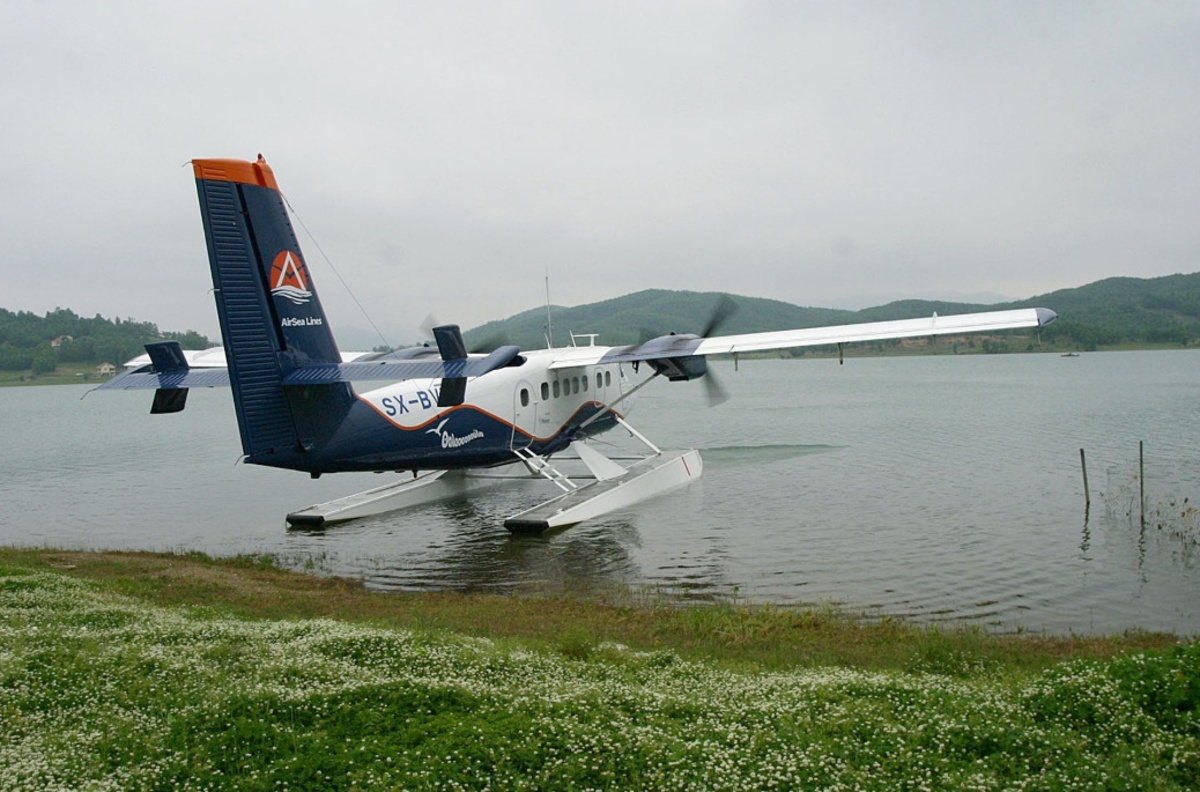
[1035,308,1058,326]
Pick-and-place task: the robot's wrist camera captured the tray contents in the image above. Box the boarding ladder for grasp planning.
[512,447,578,493]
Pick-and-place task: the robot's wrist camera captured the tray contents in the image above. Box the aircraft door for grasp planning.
[511,380,536,450]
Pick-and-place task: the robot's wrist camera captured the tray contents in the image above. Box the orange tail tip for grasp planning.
[191,155,278,190]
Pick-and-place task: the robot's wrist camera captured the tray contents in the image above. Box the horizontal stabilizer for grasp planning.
[99,345,523,391]
[95,341,230,393]
[281,345,523,385]
[94,367,231,391]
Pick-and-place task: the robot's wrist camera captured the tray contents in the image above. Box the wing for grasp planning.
[549,307,1057,369]
[695,307,1057,355]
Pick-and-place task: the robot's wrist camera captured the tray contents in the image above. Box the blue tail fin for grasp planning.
[193,156,351,470]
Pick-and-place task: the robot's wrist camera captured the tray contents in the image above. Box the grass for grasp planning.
[0,548,1173,674]
[0,364,110,387]
[2,547,1197,790]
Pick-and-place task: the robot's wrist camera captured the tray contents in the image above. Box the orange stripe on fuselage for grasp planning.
[355,393,622,444]
[191,156,279,191]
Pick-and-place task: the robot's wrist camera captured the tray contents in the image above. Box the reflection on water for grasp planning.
[1,350,1198,635]
[698,443,840,465]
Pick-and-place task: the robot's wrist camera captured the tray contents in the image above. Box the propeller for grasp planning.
[422,314,508,353]
[702,364,729,407]
[700,295,737,406]
[465,331,511,354]
[701,294,738,338]
[634,295,737,406]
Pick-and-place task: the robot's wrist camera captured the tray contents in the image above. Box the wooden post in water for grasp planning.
[1139,441,1145,528]
[1079,448,1090,508]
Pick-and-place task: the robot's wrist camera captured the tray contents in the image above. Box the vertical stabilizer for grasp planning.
[192,156,349,469]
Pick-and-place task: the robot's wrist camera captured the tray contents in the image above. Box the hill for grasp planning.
[4,272,1198,381]
[0,307,210,379]
[464,272,1200,353]
[464,290,856,350]
[1015,273,1200,348]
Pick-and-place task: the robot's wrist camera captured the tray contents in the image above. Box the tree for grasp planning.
[0,345,32,371]
[31,348,56,375]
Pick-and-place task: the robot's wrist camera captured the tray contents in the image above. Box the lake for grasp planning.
[2,350,1197,636]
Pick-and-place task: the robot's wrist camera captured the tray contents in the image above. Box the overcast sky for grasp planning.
[2,1,1197,345]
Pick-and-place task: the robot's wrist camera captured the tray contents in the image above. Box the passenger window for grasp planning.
[553,380,560,398]
[605,371,612,387]
[520,388,530,407]
[572,376,580,394]
[541,382,549,401]
[582,374,589,391]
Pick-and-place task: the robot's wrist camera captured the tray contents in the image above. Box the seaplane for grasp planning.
[99,155,1057,532]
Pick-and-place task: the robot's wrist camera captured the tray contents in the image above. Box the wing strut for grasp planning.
[504,411,689,533]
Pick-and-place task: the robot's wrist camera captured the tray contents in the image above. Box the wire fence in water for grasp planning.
[1101,450,1199,548]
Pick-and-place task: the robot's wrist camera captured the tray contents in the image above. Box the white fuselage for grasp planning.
[356,349,638,451]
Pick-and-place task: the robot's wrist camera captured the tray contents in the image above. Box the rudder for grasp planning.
[193,156,350,469]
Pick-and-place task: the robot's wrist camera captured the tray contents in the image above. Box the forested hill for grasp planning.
[3,271,1197,377]
[464,271,1200,352]
[848,272,1200,350]
[1019,273,1200,348]
[464,290,859,351]
[0,308,210,375]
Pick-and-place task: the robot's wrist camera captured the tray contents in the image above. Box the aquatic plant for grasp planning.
[2,567,1197,790]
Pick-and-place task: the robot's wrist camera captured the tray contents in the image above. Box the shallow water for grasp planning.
[2,350,1197,635]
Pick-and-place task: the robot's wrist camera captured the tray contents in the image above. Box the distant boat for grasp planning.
[1061,352,1080,357]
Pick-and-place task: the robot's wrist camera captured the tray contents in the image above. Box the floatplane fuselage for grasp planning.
[100,155,1056,531]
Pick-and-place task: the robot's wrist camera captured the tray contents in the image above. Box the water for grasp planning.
[2,351,1198,635]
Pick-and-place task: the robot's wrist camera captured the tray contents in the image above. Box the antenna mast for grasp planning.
[543,275,554,349]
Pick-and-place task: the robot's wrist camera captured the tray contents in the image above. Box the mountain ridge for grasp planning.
[462,271,1200,352]
[4,271,1198,375]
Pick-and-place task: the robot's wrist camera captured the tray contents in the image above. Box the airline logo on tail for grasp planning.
[269,251,313,305]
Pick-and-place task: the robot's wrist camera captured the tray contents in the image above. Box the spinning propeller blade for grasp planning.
[703,367,729,407]
[466,331,511,354]
[700,295,736,405]
[425,314,508,354]
[626,295,739,405]
[701,294,738,338]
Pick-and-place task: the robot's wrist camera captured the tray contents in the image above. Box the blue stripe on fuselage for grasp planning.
[291,398,619,473]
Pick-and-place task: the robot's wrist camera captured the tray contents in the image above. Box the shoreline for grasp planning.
[1,545,1180,671]
[4,343,1197,389]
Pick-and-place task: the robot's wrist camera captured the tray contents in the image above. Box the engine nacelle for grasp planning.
[650,354,708,382]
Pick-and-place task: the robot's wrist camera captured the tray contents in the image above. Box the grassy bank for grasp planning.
[2,549,1197,790]
[0,364,109,387]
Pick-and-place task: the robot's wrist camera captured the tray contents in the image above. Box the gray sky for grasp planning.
[2,1,1197,345]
